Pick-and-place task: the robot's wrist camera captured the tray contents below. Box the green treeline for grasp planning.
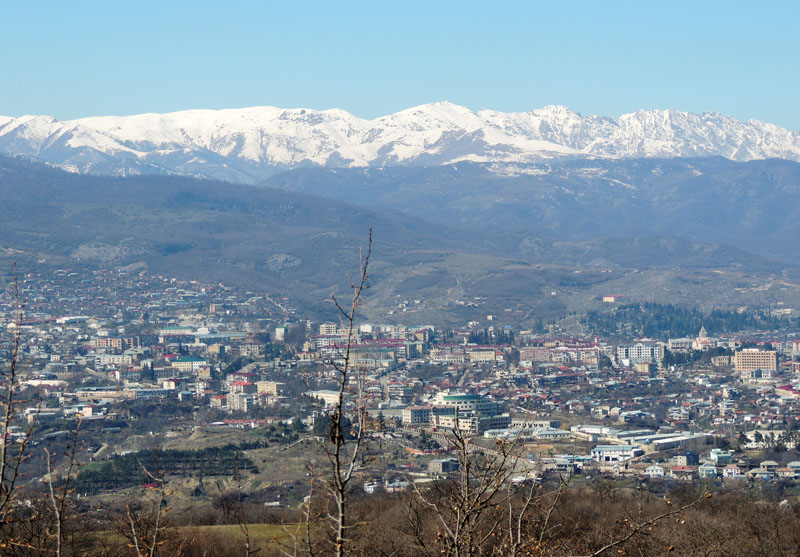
[582,302,797,338]
[73,444,260,494]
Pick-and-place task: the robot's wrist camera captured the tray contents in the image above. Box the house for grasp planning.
[671,465,696,480]
[787,461,800,474]
[722,464,743,478]
[747,467,775,481]
[162,378,183,390]
[363,482,382,495]
[777,467,797,479]
[699,464,718,478]
[760,460,779,473]
[385,480,410,493]
[644,465,665,478]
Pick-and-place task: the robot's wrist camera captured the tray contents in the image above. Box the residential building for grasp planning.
[735,349,778,378]
[617,341,664,365]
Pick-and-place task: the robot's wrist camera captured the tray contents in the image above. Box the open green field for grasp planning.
[179,523,302,546]
[91,523,305,555]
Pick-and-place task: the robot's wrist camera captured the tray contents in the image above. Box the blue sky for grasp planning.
[2,1,799,129]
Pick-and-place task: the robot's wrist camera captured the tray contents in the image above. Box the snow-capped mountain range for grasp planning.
[2,102,800,183]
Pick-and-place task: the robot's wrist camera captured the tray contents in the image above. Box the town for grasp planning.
[5,263,800,507]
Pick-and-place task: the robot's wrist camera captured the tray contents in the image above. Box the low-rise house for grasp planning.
[699,464,718,478]
[747,467,775,481]
[644,465,665,478]
[723,464,743,478]
[787,461,800,474]
[760,460,779,473]
[671,465,696,480]
[385,480,410,493]
[777,467,797,479]
[363,482,382,495]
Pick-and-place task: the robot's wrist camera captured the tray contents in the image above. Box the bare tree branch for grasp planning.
[586,492,708,556]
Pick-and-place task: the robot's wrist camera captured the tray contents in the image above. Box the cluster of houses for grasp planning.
[4,268,800,493]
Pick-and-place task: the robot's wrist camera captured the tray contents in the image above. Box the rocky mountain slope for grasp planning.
[263,157,800,264]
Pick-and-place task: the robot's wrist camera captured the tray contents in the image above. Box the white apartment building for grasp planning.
[617,341,664,365]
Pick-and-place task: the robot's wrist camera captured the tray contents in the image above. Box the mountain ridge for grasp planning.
[2,154,798,323]
[2,102,800,183]
[261,157,800,264]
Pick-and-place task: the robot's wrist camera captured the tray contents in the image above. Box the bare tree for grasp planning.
[410,420,527,557]
[232,454,258,556]
[44,418,83,557]
[120,459,180,557]
[496,472,568,557]
[0,264,40,552]
[584,492,709,557]
[318,229,372,557]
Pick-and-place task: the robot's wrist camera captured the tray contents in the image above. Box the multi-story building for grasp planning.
[431,392,500,416]
[229,393,257,412]
[237,343,261,357]
[617,341,664,365]
[229,381,257,395]
[90,337,123,351]
[735,349,778,379]
[307,389,341,406]
[519,346,551,363]
[95,353,133,367]
[402,406,432,425]
[256,381,284,396]
[430,346,466,365]
[430,411,511,435]
[428,392,508,435]
[468,349,499,363]
[171,356,207,373]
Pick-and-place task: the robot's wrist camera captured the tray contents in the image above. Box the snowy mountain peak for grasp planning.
[1,103,799,183]
[532,105,581,116]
